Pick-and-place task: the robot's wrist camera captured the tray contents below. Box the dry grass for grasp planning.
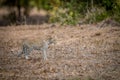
[0,24,120,80]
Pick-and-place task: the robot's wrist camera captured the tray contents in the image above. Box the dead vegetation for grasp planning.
[0,24,120,80]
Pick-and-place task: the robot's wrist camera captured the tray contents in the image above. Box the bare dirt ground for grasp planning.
[0,24,120,80]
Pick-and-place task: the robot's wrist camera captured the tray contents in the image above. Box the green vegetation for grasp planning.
[0,0,120,25]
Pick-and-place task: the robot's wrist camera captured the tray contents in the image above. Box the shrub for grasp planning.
[85,7,108,24]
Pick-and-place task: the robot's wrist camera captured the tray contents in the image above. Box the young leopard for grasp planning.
[17,37,55,60]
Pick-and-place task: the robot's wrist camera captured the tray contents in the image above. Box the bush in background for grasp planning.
[0,0,120,25]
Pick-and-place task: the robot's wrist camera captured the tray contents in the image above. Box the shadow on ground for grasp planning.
[0,15,49,26]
